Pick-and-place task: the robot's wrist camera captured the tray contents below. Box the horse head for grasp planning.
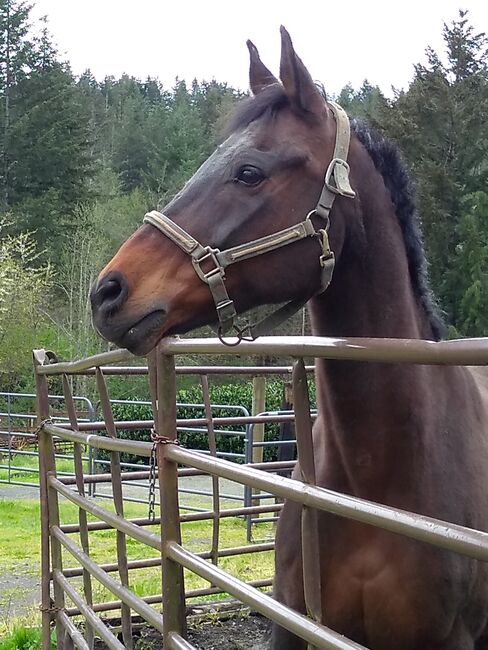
[90,28,358,354]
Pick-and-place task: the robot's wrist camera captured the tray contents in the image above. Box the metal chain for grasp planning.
[148,441,157,523]
[148,429,180,522]
[33,417,53,441]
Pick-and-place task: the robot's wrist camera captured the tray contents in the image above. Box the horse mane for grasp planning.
[351,119,445,341]
[224,88,446,341]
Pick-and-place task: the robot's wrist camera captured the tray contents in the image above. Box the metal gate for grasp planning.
[34,335,488,650]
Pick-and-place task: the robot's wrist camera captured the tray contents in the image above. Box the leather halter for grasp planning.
[143,101,356,342]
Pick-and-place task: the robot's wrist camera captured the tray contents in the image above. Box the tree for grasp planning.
[0,0,34,208]
[9,60,94,247]
[0,217,53,387]
[383,10,488,332]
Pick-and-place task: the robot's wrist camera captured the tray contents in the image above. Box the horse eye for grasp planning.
[235,165,265,186]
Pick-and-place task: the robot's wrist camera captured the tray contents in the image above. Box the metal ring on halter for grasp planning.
[217,324,254,347]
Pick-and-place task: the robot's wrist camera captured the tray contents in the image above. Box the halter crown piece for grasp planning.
[143,101,356,343]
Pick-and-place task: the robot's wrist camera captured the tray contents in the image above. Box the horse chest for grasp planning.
[319,521,475,647]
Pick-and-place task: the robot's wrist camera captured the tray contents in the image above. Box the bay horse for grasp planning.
[90,28,488,649]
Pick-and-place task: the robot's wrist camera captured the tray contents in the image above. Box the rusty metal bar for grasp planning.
[46,422,488,561]
[58,462,295,487]
[57,610,90,650]
[64,578,273,617]
[157,352,187,642]
[51,526,164,633]
[200,374,220,568]
[61,542,274,579]
[62,374,94,650]
[166,445,488,562]
[49,476,161,549]
[56,412,300,432]
[166,541,366,650]
[157,335,488,365]
[293,358,322,650]
[166,632,197,650]
[33,350,56,650]
[54,571,125,650]
[37,336,488,375]
[37,348,133,374]
[60,502,283,534]
[95,367,132,648]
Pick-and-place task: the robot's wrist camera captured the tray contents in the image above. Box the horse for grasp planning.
[90,27,488,649]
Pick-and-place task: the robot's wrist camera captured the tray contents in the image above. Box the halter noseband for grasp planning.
[143,101,355,342]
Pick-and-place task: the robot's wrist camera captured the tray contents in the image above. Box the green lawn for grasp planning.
[0,495,274,639]
[0,453,87,484]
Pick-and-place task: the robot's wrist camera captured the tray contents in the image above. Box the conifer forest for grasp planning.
[0,2,487,389]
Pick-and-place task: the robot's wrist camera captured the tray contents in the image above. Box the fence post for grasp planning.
[292,358,322,650]
[34,350,67,650]
[200,374,220,569]
[251,374,266,516]
[157,351,187,643]
[96,368,133,649]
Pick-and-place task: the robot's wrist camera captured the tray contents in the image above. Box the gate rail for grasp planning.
[34,335,488,650]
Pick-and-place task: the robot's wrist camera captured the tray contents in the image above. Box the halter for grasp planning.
[143,101,355,342]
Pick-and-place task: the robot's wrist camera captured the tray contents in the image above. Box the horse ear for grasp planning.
[247,39,279,95]
[279,26,325,115]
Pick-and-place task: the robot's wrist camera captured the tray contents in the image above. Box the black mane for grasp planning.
[351,119,445,340]
[225,89,445,340]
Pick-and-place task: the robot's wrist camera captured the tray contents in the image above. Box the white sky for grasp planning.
[31,1,488,97]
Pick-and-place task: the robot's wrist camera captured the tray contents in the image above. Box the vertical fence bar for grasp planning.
[251,375,266,507]
[62,374,94,650]
[157,351,187,643]
[34,350,59,650]
[293,358,322,650]
[200,375,220,568]
[96,368,133,649]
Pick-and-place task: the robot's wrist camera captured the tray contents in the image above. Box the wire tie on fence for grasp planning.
[150,429,180,445]
[33,417,53,440]
[39,602,63,614]
[148,430,180,522]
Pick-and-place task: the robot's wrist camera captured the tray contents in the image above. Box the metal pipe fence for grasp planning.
[34,335,488,650]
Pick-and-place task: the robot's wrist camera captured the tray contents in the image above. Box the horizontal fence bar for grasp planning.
[36,336,488,377]
[61,542,274,579]
[45,424,488,561]
[166,541,366,650]
[54,570,125,650]
[167,446,488,562]
[167,631,196,650]
[60,503,283,534]
[64,578,274,617]
[67,365,315,376]
[51,526,164,633]
[56,413,298,432]
[49,476,160,549]
[156,335,488,364]
[57,610,91,650]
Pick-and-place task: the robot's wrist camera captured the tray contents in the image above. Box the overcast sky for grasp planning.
[30,1,488,97]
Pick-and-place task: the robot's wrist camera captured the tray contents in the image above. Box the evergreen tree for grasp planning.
[383,10,488,332]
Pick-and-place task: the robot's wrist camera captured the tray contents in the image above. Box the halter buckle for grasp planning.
[324,158,356,198]
[192,247,225,282]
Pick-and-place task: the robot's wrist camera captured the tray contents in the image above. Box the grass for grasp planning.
[0,494,275,640]
[0,453,87,485]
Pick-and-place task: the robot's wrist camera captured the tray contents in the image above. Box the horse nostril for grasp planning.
[91,272,128,316]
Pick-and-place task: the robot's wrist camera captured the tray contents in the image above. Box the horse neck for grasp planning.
[307,171,436,501]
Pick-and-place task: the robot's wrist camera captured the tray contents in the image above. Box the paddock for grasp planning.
[34,335,488,650]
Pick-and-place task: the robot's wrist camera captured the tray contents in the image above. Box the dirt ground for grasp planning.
[94,613,271,649]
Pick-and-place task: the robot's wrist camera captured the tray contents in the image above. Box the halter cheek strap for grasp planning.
[143,101,355,341]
